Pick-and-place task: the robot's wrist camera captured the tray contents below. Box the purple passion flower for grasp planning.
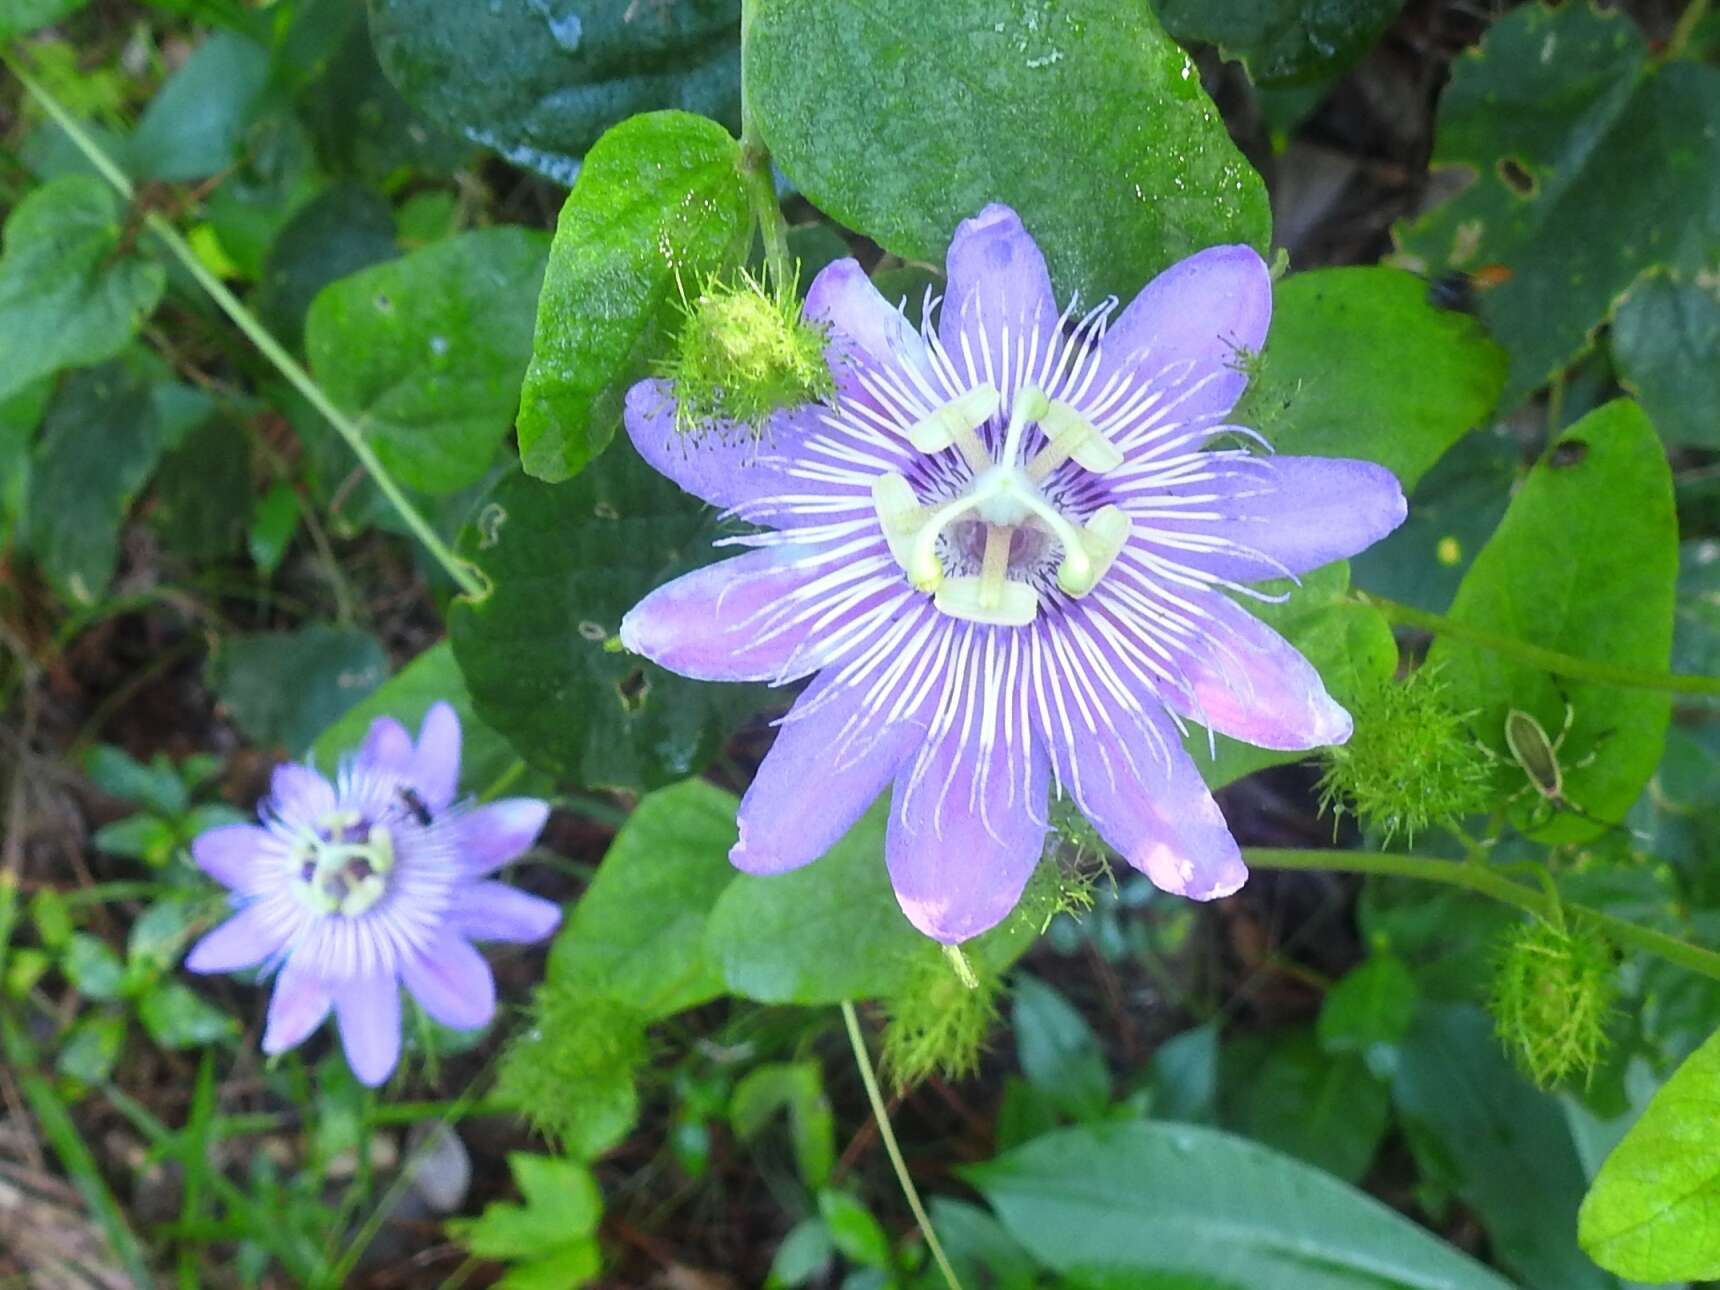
[622,205,1406,944]
[183,703,560,1086]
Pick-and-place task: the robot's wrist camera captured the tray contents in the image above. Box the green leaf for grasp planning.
[1392,1005,1610,1290]
[1153,0,1403,86]
[730,1061,837,1190]
[305,227,550,494]
[1240,1030,1387,1183]
[206,624,390,756]
[767,1216,836,1289]
[1236,267,1508,492]
[137,982,238,1050]
[1189,562,1397,791]
[83,744,186,815]
[62,934,126,1003]
[1317,954,1418,1069]
[1393,3,1720,408]
[1580,1025,1720,1280]
[0,175,164,405]
[548,779,737,1018]
[55,1010,126,1085]
[247,482,301,575]
[817,1189,892,1269]
[447,448,760,791]
[516,110,752,481]
[369,0,741,185]
[1427,400,1677,843]
[964,1120,1516,1289]
[0,0,89,36]
[748,0,1269,305]
[256,183,398,350]
[1611,272,1720,449]
[310,640,535,798]
[1013,973,1111,1120]
[24,359,170,605]
[0,378,49,540]
[453,1153,602,1276]
[151,417,251,561]
[126,31,273,182]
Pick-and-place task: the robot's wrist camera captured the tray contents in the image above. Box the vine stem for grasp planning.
[839,1000,965,1290]
[1245,848,1720,984]
[737,0,793,294]
[1353,592,1720,699]
[4,51,484,600]
[1663,0,1711,62]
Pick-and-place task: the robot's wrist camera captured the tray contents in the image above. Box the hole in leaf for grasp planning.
[1496,157,1536,196]
[617,667,649,713]
[1549,438,1588,468]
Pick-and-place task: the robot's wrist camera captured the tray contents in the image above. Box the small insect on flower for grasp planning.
[182,703,561,1086]
[620,204,1408,943]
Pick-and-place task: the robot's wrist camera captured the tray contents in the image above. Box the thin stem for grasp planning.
[839,1001,964,1290]
[1663,0,1711,61]
[5,52,484,600]
[1354,593,1720,698]
[1245,848,1720,984]
[738,0,793,293]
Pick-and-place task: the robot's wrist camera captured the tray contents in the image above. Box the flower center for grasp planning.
[872,383,1131,626]
[292,809,396,917]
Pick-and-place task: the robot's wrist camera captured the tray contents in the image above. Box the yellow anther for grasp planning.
[1057,505,1132,598]
[907,383,999,471]
[1028,400,1123,481]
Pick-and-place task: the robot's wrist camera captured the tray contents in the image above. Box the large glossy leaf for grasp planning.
[1427,400,1677,842]
[1189,562,1398,790]
[23,360,169,605]
[1236,267,1508,492]
[447,444,761,791]
[368,0,741,185]
[964,1120,1516,1289]
[1611,273,1720,449]
[515,110,751,482]
[1393,3,1720,409]
[1154,0,1404,87]
[747,0,1270,305]
[305,227,550,494]
[1393,1005,1614,1290]
[0,176,165,403]
[1580,1025,1720,1280]
[547,779,737,1019]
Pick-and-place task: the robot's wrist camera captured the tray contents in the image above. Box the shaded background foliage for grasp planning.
[1,0,1718,1286]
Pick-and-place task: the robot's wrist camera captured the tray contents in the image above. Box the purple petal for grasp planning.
[334,975,403,1087]
[1095,244,1271,429]
[400,936,496,1031]
[454,883,563,943]
[1061,703,1246,901]
[731,669,929,875]
[620,545,853,683]
[262,957,332,1055]
[1165,594,1353,750]
[358,717,412,774]
[267,763,335,829]
[190,824,276,895]
[454,798,549,876]
[938,205,1061,394]
[1142,456,1408,584]
[409,701,462,811]
[804,257,936,399]
[183,902,291,974]
[624,380,876,527]
[886,719,1051,944]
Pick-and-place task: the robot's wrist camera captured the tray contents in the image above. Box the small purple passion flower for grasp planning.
[183,703,560,1086]
[621,204,1407,944]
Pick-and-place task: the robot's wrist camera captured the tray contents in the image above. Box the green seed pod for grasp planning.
[1488,915,1617,1089]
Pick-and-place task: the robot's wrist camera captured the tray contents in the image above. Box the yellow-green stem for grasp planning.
[5,50,484,600]
[738,0,793,294]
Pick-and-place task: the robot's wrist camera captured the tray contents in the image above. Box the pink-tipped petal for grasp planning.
[400,937,496,1031]
[190,824,276,895]
[731,668,928,876]
[183,902,291,974]
[358,717,412,774]
[885,715,1051,944]
[262,957,332,1055]
[409,701,462,811]
[1062,704,1247,901]
[454,883,563,943]
[620,544,865,684]
[1094,244,1272,432]
[1139,456,1409,583]
[334,976,403,1087]
[1165,594,1353,750]
[939,205,1061,397]
[455,798,550,875]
